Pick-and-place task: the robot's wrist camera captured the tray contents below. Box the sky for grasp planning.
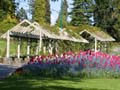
[16,0,73,25]
[50,0,73,25]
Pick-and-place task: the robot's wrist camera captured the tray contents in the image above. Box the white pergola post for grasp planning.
[105,42,107,53]
[35,46,39,55]
[43,46,46,54]
[48,43,53,55]
[6,30,10,58]
[27,39,30,58]
[55,42,58,54]
[35,41,39,55]
[17,38,21,59]
[39,29,42,52]
[50,47,53,55]
[95,38,97,52]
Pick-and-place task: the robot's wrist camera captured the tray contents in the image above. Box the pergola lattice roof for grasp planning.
[80,29,115,41]
[0,19,89,43]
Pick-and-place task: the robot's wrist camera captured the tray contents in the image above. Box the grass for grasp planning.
[0,76,120,90]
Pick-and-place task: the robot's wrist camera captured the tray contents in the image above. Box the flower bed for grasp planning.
[19,50,120,78]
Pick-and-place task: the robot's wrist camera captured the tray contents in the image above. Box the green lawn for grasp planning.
[0,76,120,90]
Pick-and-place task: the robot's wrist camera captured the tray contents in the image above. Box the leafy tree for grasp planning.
[0,0,16,20]
[0,9,6,21]
[0,0,6,20]
[0,0,17,33]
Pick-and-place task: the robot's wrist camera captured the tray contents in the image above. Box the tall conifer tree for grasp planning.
[93,0,120,41]
[70,0,93,26]
[111,0,120,41]
[16,7,28,21]
[56,0,68,28]
[45,0,51,24]
[32,0,50,25]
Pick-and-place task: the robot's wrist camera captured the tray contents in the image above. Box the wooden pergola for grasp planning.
[80,29,115,52]
[0,19,88,58]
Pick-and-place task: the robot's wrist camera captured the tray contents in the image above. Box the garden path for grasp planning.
[0,64,18,79]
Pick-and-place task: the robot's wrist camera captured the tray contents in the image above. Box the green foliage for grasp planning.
[93,0,120,41]
[0,17,17,33]
[0,39,26,56]
[0,17,17,32]
[109,42,120,55]
[70,0,93,26]
[94,0,112,28]
[0,0,16,20]
[0,9,6,21]
[33,0,46,24]
[112,0,120,41]
[16,7,28,20]
[32,0,50,25]
[69,0,120,41]
[0,0,17,33]
[45,0,51,24]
